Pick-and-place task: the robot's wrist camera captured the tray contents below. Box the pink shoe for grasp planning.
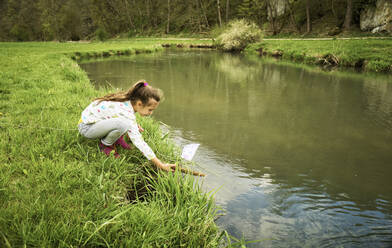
[99,142,120,158]
[115,135,131,150]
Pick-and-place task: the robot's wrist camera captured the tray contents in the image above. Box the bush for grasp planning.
[210,23,228,38]
[95,27,109,41]
[215,19,262,52]
[10,25,30,41]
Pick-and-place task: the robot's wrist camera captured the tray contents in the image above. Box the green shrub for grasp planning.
[366,60,391,72]
[10,25,30,41]
[95,27,109,41]
[216,19,262,52]
[210,23,229,38]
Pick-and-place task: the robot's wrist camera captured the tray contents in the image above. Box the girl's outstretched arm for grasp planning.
[152,158,206,176]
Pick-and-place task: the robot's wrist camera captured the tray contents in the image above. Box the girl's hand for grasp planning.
[138,124,144,132]
[151,158,176,172]
[160,164,177,172]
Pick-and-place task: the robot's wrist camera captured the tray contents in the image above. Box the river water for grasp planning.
[79,49,392,247]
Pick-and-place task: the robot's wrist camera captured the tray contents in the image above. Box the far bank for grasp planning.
[245,38,392,73]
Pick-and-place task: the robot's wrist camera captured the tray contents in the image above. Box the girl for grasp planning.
[78,80,177,173]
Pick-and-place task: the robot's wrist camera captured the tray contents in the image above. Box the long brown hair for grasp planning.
[95,80,163,105]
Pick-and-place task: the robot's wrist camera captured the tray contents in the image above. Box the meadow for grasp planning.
[0,39,227,247]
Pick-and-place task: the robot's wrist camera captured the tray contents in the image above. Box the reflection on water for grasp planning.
[79,50,392,247]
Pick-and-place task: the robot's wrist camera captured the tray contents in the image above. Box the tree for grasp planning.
[226,0,230,22]
[7,0,41,41]
[343,0,352,30]
[199,0,210,29]
[266,0,287,35]
[286,0,300,32]
[59,0,84,40]
[0,0,378,40]
[305,0,311,33]
[123,0,136,32]
[166,0,170,33]
[217,0,222,26]
[237,0,260,21]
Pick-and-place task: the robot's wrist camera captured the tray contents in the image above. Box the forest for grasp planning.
[0,0,380,41]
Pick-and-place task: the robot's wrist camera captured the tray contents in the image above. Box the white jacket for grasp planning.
[80,100,156,160]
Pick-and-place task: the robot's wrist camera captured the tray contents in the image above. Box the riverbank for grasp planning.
[245,38,392,73]
[0,40,225,247]
[132,37,392,74]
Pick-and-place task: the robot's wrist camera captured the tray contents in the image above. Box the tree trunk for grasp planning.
[217,0,222,27]
[132,0,143,32]
[343,0,352,30]
[199,0,210,28]
[331,0,337,19]
[306,0,311,33]
[146,0,151,27]
[278,14,288,33]
[124,0,135,30]
[195,0,201,32]
[166,0,170,33]
[266,0,277,35]
[226,0,229,23]
[286,0,299,32]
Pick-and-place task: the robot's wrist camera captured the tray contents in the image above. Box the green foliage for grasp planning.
[216,19,262,51]
[237,0,254,19]
[210,23,229,38]
[59,0,83,41]
[0,0,391,41]
[95,27,109,41]
[9,25,30,41]
[367,60,392,72]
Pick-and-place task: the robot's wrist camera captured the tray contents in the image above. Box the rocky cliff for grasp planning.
[360,0,392,33]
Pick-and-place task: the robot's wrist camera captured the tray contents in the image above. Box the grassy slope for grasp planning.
[0,39,223,247]
[246,39,392,73]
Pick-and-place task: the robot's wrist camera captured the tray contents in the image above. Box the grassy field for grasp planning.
[0,39,230,247]
[2,37,389,247]
[246,38,392,73]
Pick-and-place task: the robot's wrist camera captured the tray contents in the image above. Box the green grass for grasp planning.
[245,38,392,73]
[0,39,229,247]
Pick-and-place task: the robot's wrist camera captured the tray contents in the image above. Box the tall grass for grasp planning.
[0,40,225,247]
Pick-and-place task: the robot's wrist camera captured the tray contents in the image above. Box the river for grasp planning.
[79,49,392,247]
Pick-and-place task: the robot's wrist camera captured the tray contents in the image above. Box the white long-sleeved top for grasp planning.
[79,100,156,160]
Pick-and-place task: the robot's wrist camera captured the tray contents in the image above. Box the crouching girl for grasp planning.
[78,80,176,172]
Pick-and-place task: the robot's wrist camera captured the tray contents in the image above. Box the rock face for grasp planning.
[360,0,392,33]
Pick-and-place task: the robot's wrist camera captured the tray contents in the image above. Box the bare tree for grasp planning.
[199,0,209,28]
[217,0,222,27]
[286,0,299,32]
[226,0,229,22]
[123,0,135,31]
[166,0,170,33]
[266,0,286,35]
[266,0,276,34]
[331,0,337,19]
[343,0,352,30]
[195,0,201,32]
[305,0,311,33]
